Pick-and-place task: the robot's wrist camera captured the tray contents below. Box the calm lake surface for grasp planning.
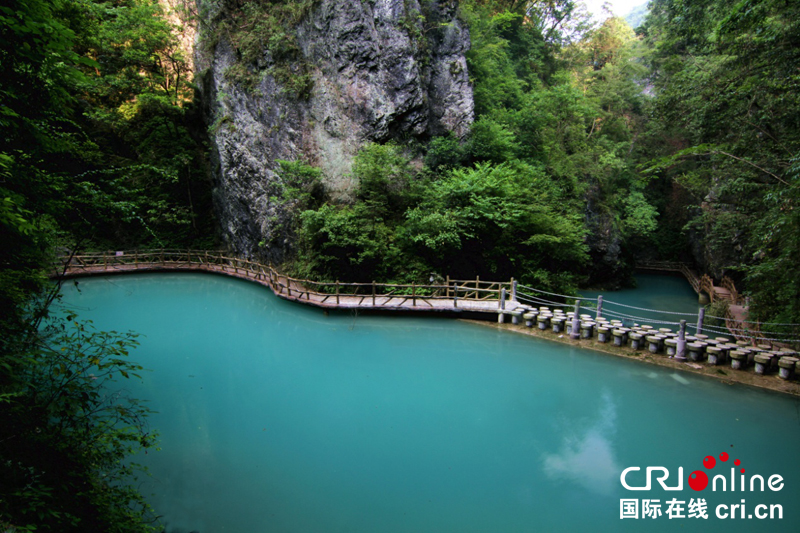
[579,272,704,329]
[59,273,799,532]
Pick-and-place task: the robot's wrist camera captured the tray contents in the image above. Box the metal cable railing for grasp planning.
[515,283,798,345]
[55,250,800,345]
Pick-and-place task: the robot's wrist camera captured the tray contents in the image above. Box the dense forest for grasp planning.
[1,0,798,530]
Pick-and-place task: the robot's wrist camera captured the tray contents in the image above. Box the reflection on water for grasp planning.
[543,391,621,496]
[58,273,800,533]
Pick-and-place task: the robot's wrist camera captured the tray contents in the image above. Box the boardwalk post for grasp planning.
[446,275,450,298]
[372,281,376,306]
[500,288,506,311]
[570,300,581,340]
[511,278,516,303]
[453,283,458,308]
[134,251,138,267]
[336,281,340,305]
[696,308,705,335]
[676,320,687,361]
[596,295,604,320]
[412,282,416,306]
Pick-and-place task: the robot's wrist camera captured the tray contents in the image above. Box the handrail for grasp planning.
[54,250,508,305]
[637,260,745,304]
[55,250,799,345]
[699,274,716,301]
[721,276,742,305]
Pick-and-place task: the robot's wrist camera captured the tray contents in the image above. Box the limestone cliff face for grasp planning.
[196,0,473,261]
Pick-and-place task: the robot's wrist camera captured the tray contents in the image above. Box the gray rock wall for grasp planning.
[197,0,473,261]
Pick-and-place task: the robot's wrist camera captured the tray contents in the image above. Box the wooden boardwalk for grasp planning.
[55,250,517,317]
[636,260,743,305]
[636,260,750,336]
[54,251,793,345]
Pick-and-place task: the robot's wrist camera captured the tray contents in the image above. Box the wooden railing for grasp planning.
[637,260,701,293]
[699,274,716,301]
[720,276,742,305]
[55,250,511,310]
[637,260,747,305]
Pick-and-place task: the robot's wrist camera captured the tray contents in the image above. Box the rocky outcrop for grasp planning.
[196,0,473,261]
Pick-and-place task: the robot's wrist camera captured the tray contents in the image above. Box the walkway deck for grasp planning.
[55,251,517,317]
[637,261,743,305]
[54,251,795,345]
[637,260,750,329]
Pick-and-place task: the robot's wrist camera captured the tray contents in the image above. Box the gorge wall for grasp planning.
[196,0,473,262]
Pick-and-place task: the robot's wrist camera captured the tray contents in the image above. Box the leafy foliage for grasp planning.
[200,0,315,97]
[286,1,654,290]
[641,0,800,326]
[1,313,158,533]
[406,161,589,289]
[1,0,212,530]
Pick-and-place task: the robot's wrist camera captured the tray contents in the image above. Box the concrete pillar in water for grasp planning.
[730,350,747,370]
[675,320,687,361]
[570,300,581,340]
[778,357,798,380]
[537,314,551,330]
[629,332,644,350]
[552,317,566,333]
[597,327,610,343]
[687,342,706,362]
[664,338,678,356]
[523,311,537,327]
[707,345,724,365]
[754,353,772,375]
[717,344,733,363]
[696,308,705,335]
[646,335,661,353]
[500,288,506,311]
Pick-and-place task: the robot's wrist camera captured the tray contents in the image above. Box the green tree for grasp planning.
[1,311,157,533]
[641,0,800,325]
[352,143,418,219]
[1,0,208,530]
[405,161,589,288]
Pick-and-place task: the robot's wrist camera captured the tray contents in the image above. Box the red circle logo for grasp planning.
[688,470,709,491]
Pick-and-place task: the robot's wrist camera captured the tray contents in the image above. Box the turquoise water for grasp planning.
[59,273,799,532]
[580,273,703,329]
